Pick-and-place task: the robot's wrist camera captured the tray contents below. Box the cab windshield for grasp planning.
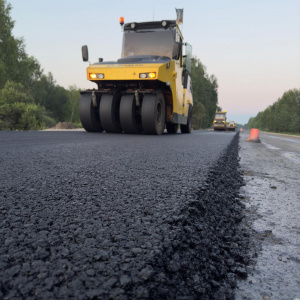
[215,113,226,119]
[121,29,176,58]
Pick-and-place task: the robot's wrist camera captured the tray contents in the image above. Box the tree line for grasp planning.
[0,0,81,130]
[190,58,219,129]
[246,89,300,134]
[0,0,219,131]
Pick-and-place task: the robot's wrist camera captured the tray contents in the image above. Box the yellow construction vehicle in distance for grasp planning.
[213,111,227,131]
[227,120,236,131]
[79,17,193,135]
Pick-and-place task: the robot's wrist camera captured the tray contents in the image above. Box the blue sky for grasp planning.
[8,0,300,125]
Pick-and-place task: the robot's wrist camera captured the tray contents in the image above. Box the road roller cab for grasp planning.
[213,111,227,131]
[79,18,193,135]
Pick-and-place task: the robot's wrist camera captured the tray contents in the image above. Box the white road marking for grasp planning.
[262,142,280,150]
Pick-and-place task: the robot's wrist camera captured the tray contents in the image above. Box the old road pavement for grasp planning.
[236,131,300,300]
[0,129,290,299]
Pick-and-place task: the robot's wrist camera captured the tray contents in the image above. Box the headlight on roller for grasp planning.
[89,73,104,79]
[148,72,156,78]
[139,72,156,79]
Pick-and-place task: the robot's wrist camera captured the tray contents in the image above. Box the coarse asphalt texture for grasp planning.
[0,130,250,299]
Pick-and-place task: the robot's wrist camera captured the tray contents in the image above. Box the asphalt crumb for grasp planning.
[0,132,250,299]
[133,132,251,300]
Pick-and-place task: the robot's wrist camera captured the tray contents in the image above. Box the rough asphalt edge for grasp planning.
[121,132,253,300]
[0,132,252,300]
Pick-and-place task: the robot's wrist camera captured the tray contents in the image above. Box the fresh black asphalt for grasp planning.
[0,131,250,299]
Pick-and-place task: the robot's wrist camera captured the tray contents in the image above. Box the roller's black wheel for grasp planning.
[141,92,165,135]
[166,123,178,134]
[119,94,142,134]
[181,105,192,134]
[99,92,122,133]
[79,94,103,132]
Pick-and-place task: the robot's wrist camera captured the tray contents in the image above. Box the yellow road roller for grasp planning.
[227,120,236,131]
[213,111,227,131]
[79,18,193,134]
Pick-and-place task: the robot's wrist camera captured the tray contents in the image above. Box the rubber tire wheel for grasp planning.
[100,92,122,133]
[79,94,103,132]
[181,105,192,134]
[119,94,142,134]
[166,123,178,134]
[141,92,165,135]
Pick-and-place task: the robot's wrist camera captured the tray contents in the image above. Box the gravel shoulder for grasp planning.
[235,131,300,300]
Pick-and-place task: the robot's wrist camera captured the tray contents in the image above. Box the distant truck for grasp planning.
[227,120,236,131]
[213,111,227,131]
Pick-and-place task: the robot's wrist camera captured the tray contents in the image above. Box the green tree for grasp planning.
[191,58,219,129]
[192,101,206,129]
[0,0,42,90]
[30,72,71,122]
[246,89,300,133]
[0,0,16,88]
[67,85,81,124]
[1,0,76,129]
[0,81,45,130]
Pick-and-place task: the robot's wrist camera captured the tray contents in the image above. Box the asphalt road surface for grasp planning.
[235,132,300,300]
[0,130,250,299]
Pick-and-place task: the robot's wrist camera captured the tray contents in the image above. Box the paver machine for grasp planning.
[79,17,193,135]
[213,111,227,131]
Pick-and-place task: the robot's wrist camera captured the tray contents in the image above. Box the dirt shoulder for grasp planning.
[42,122,84,131]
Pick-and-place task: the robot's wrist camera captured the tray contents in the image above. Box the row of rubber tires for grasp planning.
[79,92,192,135]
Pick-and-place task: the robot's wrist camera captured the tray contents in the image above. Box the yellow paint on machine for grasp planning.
[86,61,189,117]
[87,64,160,80]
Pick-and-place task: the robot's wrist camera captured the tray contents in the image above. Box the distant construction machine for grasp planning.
[213,111,227,131]
[227,120,236,131]
[79,17,193,135]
